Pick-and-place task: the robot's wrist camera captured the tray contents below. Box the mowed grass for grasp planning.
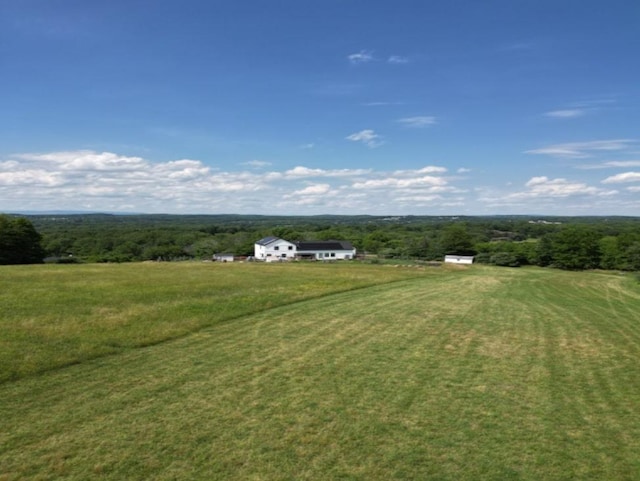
[0,261,425,382]
[2,265,640,480]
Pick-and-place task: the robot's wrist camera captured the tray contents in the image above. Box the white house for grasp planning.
[254,237,356,262]
[294,240,356,261]
[444,255,474,265]
[254,236,297,262]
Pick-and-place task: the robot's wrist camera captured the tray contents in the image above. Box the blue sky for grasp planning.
[1,0,639,215]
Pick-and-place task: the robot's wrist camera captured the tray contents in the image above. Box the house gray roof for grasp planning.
[255,236,282,246]
[294,240,354,251]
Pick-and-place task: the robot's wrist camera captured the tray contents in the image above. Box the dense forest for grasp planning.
[2,213,639,271]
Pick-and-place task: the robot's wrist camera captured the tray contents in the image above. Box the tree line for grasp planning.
[2,213,640,271]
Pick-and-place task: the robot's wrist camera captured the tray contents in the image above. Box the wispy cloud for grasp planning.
[347,50,374,64]
[393,166,447,175]
[576,160,640,170]
[544,109,586,119]
[352,176,447,189]
[524,139,636,159]
[388,55,409,64]
[504,176,617,200]
[244,160,272,168]
[345,129,383,148]
[284,166,372,178]
[602,172,640,184]
[396,116,437,128]
[544,98,617,120]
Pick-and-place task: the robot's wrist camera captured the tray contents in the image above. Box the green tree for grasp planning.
[535,235,554,267]
[551,225,601,270]
[598,236,622,270]
[0,215,46,264]
[623,242,640,271]
[439,224,475,256]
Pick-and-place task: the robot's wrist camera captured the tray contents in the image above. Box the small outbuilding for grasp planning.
[213,253,235,262]
[444,255,474,265]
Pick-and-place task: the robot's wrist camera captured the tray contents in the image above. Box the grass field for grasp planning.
[1,263,640,480]
[0,262,424,382]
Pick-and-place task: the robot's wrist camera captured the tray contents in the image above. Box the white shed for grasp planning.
[213,253,234,262]
[444,255,474,265]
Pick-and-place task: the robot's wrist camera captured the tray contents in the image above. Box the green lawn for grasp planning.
[0,262,424,382]
[1,264,640,480]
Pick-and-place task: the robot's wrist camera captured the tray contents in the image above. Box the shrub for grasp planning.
[490,252,520,267]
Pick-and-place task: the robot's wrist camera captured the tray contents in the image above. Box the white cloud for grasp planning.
[0,150,469,214]
[602,172,640,184]
[457,168,472,173]
[345,129,383,148]
[604,160,640,168]
[244,160,272,168]
[397,116,437,128]
[347,50,374,64]
[290,184,332,196]
[393,166,447,175]
[544,109,585,118]
[352,176,447,189]
[284,166,372,178]
[0,160,20,170]
[17,150,148,171]
[388,55,409,64]
[0,169,65,186]
[505,176,616,199]
[578,160,640,170]
[3,149,636,216]
[525,139,636,159]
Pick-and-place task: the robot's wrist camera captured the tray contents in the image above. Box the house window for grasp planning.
[331,253,336,257]
[288,246,293,250]
[274,246,279,251]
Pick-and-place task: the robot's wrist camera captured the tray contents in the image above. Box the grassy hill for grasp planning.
[1,263,640,480]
